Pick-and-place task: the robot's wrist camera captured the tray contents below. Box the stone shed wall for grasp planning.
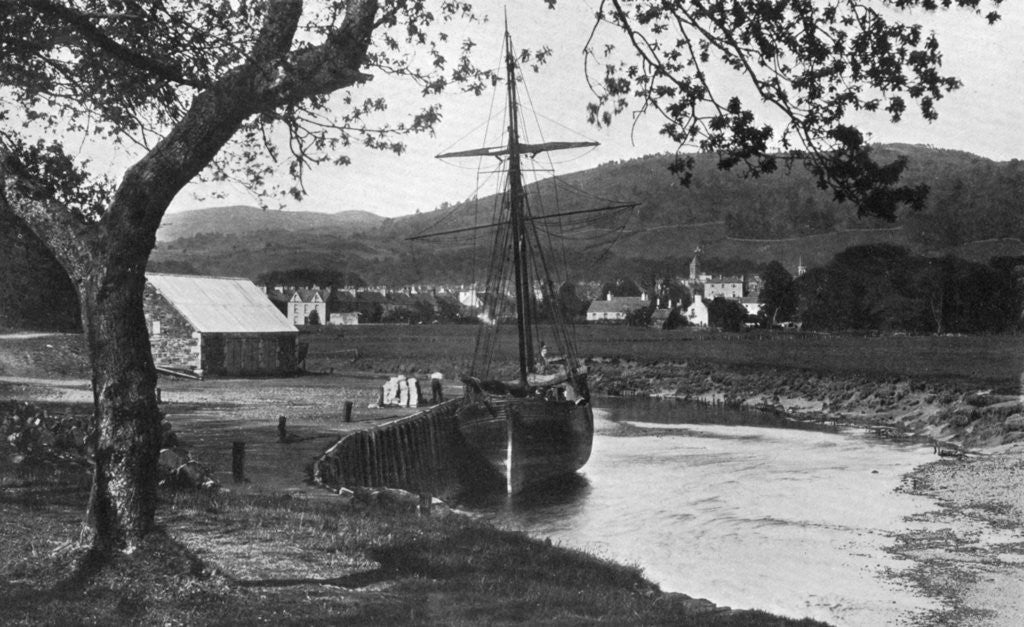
[143,283,200,372]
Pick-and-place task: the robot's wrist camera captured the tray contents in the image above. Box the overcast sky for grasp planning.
[166,0,1024,218]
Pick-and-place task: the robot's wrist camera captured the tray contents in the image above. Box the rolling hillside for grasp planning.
[149,144,1024,284]
[157,205,386,242]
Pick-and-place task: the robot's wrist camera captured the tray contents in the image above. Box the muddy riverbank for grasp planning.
[584,358,1024,450]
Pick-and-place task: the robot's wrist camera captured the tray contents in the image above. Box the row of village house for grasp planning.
[140,269,770,378]
[269,264,770,328]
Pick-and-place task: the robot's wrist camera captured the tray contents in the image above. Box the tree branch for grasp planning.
[0,147,97,282]
[22,0,209,89]
[262,0,379,106]
[98,0,380,267]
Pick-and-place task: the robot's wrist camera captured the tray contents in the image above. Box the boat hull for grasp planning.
[456,390,593,494]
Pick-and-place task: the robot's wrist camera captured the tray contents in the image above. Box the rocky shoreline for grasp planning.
[585,357,1024,450]
[889,450,1024,625]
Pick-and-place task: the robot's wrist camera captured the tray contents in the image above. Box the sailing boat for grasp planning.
[421,26,627,494]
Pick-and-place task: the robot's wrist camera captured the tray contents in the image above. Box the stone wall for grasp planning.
[143,283,200,372]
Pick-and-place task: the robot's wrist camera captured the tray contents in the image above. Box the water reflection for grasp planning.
[459,473,591,511]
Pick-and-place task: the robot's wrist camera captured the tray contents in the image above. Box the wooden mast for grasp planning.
[504,27,534,386]
[430,23,612,386]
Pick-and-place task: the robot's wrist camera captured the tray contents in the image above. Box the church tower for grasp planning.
[689,246,702,282]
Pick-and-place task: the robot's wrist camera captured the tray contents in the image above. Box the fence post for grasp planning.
[232,441,245,483]
[344,400,353,423]
[278,416,287,441]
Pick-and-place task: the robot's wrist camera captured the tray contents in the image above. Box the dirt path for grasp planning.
[156,373,430,495]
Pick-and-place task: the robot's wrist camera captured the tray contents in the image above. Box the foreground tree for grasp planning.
[0,0,489,556]
[0,0,1005,558]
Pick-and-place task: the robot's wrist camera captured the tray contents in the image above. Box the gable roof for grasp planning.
[587,296,647,314]
[650,308,673,321]
[147,273,297,334]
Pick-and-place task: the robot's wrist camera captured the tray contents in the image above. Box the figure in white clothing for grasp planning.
[382,376,401,406]
[407,375,420,407]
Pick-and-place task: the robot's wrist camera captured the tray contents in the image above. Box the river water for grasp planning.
[465,397,942,626]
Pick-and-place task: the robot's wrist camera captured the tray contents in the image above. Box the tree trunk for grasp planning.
[79,270,161,554]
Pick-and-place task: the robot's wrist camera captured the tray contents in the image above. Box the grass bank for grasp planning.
[302,324,1024,391]
[0,457,821,625]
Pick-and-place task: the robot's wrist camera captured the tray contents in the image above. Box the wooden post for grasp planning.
[278,416,287,441]
[344,400,353,423]
[232,441,245,483]
[156,387,162,404]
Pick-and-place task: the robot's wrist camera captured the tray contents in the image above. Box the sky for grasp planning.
[165,0,1024,218]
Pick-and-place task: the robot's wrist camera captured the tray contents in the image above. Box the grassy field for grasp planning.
[305,324,1024,391]
[4,326,1021,390]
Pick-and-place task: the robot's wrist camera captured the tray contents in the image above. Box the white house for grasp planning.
[458,289,482,309]
[586,292,649,323]
[684,294,709,326]
[739,296,762,317]
[326,311,360,325]
[287,288,327,325]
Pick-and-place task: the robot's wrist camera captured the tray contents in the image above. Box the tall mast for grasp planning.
[504,27,534,385]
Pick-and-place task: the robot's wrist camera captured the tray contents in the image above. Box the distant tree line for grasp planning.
[257,268,365,289]
[779,245,1023,334]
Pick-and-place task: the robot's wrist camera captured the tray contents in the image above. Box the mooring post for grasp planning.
[344,400,353,423]
[232,441,245,483]
[278,416,287,441]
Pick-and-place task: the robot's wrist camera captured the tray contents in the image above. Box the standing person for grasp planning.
[430,371,444,403]
[397,375,409,407]
[407,373,420,407]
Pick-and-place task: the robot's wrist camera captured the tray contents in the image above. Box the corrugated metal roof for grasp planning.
[147,273,297,334]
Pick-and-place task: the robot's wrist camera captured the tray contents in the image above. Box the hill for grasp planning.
[156,205,386,242]
[148,144,1024,284]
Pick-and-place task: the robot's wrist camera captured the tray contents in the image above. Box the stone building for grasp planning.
[704,276,745,300]
[144,273,298,377]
